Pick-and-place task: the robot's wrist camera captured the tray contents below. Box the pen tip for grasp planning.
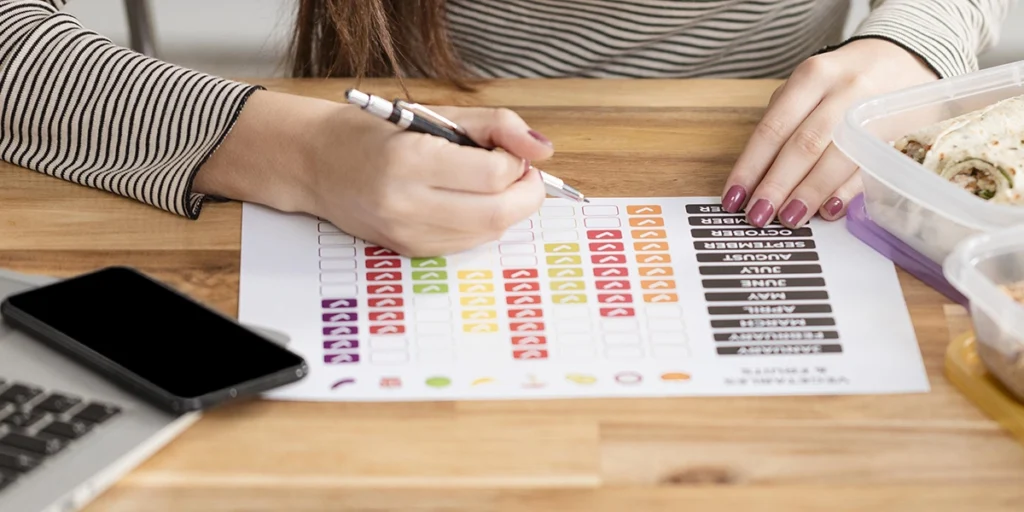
[583,198,590,203]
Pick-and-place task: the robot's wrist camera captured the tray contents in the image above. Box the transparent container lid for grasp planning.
[944,224,1024,357]
[834,61,1024,232]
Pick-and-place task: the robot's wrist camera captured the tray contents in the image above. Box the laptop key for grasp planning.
[0,384,42,406]
[74,403,121,424]
[2,411,49,430]
[0,432,66,455]
[42,420,92,440]
[34,393,82,414]
[0,448,40,472]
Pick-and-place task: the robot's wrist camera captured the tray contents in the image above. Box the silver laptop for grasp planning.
[0,269,199,511]
[0,268,210,512]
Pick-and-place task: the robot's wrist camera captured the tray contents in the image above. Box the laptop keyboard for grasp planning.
[0,377,122,493]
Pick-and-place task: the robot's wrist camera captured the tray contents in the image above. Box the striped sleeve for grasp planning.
[0,0,261,218]
[847,0,1016,78]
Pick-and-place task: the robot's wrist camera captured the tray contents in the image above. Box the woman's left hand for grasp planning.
[721,38,938,228]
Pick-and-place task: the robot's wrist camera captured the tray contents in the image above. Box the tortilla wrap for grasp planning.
[893,111,984,163]
[918,95,1024,203]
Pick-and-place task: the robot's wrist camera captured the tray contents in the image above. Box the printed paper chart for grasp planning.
[239,197,929,401]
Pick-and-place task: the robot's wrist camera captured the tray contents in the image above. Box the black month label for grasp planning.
[696,251,819,263]
[698,264,823,275]
[685,204,731,214]
[717,344,843,355]
[714,330,839,342]
[710,317,837,328]
[701,278,827,289]
[687,216,782,226]
[695,240,817,251]
[704,291,830,301]
[690,228,813,239]
[707,304,833,315]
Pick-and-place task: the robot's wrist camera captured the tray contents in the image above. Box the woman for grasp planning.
[0,0,1011,256]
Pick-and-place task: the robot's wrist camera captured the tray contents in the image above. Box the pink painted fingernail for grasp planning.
[779,200,808,228]
[824,197,843,217]
[721,185,747,213]
[518,159,532,180]
[528,130,553,148]
[747,198,774,227]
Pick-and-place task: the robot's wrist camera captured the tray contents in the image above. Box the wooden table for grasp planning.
[2,79,1023,511]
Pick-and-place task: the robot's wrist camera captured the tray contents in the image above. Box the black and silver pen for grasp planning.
[344,88,588,203]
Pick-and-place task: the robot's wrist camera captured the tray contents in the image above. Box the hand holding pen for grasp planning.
[345,89,588,203]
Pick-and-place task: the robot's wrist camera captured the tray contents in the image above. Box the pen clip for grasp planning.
[395,100,467,135]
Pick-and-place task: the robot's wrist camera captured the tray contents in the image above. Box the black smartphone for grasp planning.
[0,266,308,413]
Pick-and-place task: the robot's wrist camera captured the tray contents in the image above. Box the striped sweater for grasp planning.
[0,0,1013,218]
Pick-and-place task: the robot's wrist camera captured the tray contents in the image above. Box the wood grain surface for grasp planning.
[2,78,1022,511]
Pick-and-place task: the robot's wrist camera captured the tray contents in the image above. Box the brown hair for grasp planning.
[289,0,474,90]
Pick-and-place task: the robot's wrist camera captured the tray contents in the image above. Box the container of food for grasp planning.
[944,224,1024,402]
[833,61,1024,266]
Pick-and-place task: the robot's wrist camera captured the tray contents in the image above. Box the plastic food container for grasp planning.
[834,61,1024,266]
[944,224,1024,403]
[846,194,969,306]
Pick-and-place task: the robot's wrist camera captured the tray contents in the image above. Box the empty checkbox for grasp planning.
[499,243,535,254]
[554,305,590,319]
[542,230,579,241]
[540,206,574,217]
[320,259,357,270]
[540,218,577,229]
[320,284,357,297]
[415,322,453,335]
[583,217,621,228]
[650,332,688,345]
[604,333,641,345]
[413,295,451,309]
[319,234,356,245]
[501,255,539,267]
[318,222,341,233]
[370,337,408,350]
[582,205,619,216]
[501,231,535,242]
[648,318,687,332]
[645,304,683,318]
[558,346,597,360]
[370,351,410,364]
[602,318,638,332]
[415,309,452,322]
[557,333,596,345]
[319,246,356,258]
[320,271,356,284]
[416,336,454,349]
[555,320,591,334]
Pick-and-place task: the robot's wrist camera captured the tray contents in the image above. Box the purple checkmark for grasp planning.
[322,298,357,309]
[324,326,357,335]
[323,339,359,350]
[323,312,358,322]
[325,354,360,364]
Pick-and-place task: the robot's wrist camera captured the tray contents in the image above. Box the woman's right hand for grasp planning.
[196,90,555,256]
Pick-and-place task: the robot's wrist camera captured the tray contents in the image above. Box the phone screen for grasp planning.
[3,267,306,399]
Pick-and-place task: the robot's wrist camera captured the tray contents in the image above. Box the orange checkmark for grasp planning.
[626,205,662,215]
[629,217,665,227]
